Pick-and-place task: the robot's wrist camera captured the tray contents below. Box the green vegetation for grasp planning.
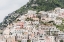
[48,21,54,23]
[25,18,33,21]
[1,0,64,29]
[15,0,64,13]
[36,14,41,19]
[56,25,64,31]
[60,40,63,42]
[56,19,64,31]
[27,39,31,42]
[18,41,21,42]
[0,13,20,28]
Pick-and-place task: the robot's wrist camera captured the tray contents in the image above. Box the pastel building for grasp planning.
[3,28,10,39]
[45,36,55,42]
[39,25,59,36]
[6,36,16,42]
[0,35,6,42]
[16,15,27,22]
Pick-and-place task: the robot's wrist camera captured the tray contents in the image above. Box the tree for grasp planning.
[25,18,33,21]
[48,21,54,23]
[60,40,63,42]
[27,39,31,42]
[18,41,21,42]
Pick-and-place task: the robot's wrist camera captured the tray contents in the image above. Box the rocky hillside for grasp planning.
[0,0,64,29]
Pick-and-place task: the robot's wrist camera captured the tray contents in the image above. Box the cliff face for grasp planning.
[0,0,64,29]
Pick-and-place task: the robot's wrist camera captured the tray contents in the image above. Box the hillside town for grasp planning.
[0,7,64,42]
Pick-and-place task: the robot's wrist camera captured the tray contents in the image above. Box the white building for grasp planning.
[48,13,58,21]
[54,7,61,14]
[16,15,26,22]
[54,19,62,25]
[32,18,39,24]
[27,10,37,14]
[58,31,64,37]
[21,39,27,42]
[45,36,55,42]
